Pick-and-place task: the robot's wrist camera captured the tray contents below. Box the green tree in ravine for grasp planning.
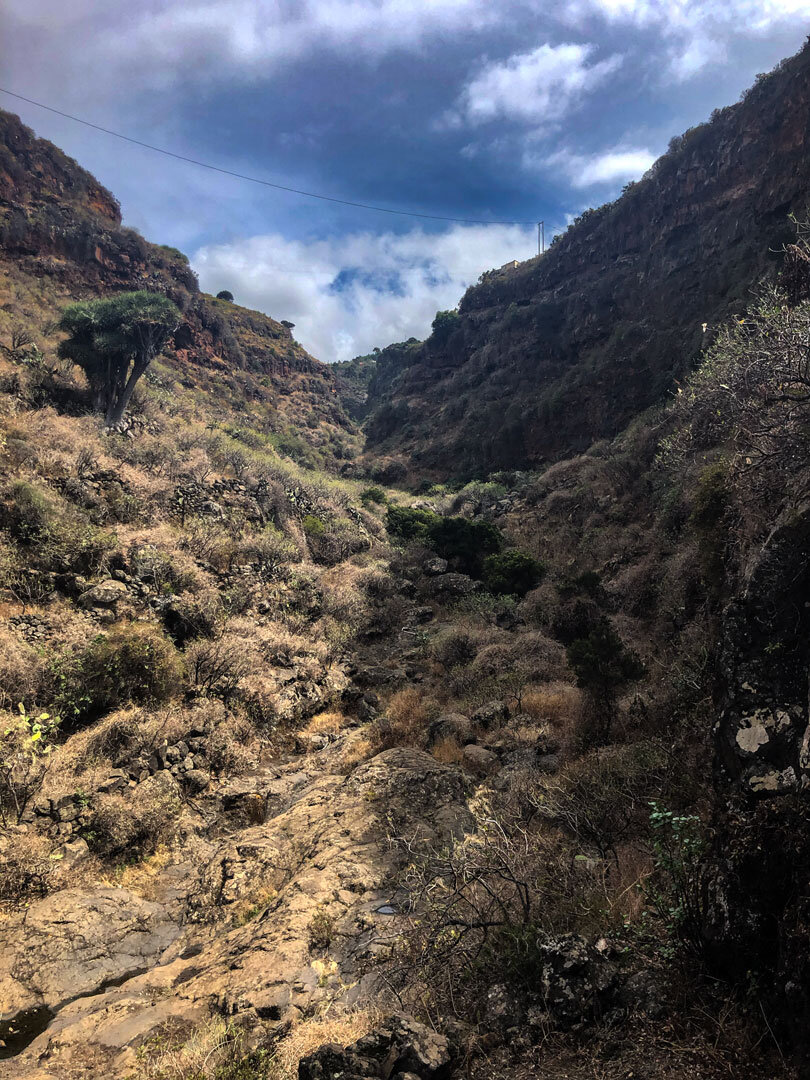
[482,550,545,597]
[58,291,181,426]
[566,618,644,741]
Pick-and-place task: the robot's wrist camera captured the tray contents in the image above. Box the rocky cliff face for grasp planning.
[364,41,810,479]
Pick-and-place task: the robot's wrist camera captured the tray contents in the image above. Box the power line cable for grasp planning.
[0,87,537,227]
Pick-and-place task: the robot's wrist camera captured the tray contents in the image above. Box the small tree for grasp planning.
[0,704,58,826]
[566,619,644,741]
[58,291,180,426]
[216,290,234,302]
[431,308,460,345]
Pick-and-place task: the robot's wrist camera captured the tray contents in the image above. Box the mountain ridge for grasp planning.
[362,39,810,479]
[0,108,356,468]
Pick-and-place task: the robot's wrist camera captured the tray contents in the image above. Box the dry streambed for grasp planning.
[0,747,470,1078]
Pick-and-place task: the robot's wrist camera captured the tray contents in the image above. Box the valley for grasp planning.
[2,40,810,1080]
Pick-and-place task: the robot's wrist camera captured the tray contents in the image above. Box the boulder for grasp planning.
[534,934,620,1028]
[54,837,90,871]
[431,573,476,600]
[299,1013,452,1080]
[181,769,210,794]
[0,888,179,1036]
[78,580,128,608]
[5,751,471,1079]
[470,701,509,730]
[462,745,498,774]
[412,606,435,624]
[427,713,473,747]
[424,557,448,576]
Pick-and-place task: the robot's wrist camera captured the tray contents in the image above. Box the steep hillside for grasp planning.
[364,41,810,479]
[0,109,356,469]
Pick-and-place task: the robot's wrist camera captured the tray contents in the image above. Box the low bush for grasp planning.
[3,480,116,574]
[162,589,224,644]
[536,742,668,860]
[0,704,58,825]
[86,775,180,858]
[0,831,53,902]
[430,629,478,669]
[383,687,441,746]
[186,636,251,700]
[389,790,612,1016]
[129,543,202,595]
[249,526,301,579]
[386,506,502,575]
[51,623,184,724]
[302,515,368,566]
[482,550,545,596]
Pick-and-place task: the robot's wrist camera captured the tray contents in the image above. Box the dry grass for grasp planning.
[0,830,54,902]
[109,846,174,900]
[0,624,47,710]
[522,682,583,743]
[267,1007,383,1080]
[430,735,465,765]
[131,1016,243,1080]
[332,730,380,773]
[383,687,441,747]
[131,1007,383,1080]
[304,710,347,736]
[87,774,181,859]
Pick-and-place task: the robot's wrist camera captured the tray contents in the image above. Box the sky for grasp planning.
[3,2,810,362]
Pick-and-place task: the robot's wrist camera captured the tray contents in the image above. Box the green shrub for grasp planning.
[428,516,502,575]
[566,619,644,740]
[647,801,708,954]
[557,570,604,601]
[386,506,506,576]
[4,480,117,575]
[482,550,545,596]
[689,461,731,586]
[385,505,440,542]
[689,462,729,532]
[301,514,326,538]
[431,308,461,345]
[360,485,387,507]
[566,621,644,695]
[51,624,184,723]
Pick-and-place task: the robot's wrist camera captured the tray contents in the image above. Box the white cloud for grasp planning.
[444,42,623,129]
[5,0,500,98]
[541,145,658,187]
[562,0,810,80]
[193,223,536,362]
